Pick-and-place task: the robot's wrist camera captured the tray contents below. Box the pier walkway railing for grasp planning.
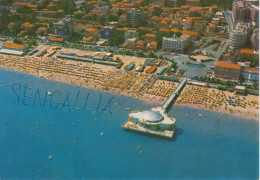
[162,78,187,112]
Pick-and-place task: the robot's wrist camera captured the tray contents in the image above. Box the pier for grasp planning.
[121,78,187,138]
[162,78,187,112]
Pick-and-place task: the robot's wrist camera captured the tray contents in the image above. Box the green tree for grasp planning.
[148,52,157,58]
[13,38,23,44]
[69,32,83,43]
[108,14,119,22]
[17,6,33,14]
[108,31,124,46]
[153,8,162,16]
[117,9,123,17]
[136,52,146,57]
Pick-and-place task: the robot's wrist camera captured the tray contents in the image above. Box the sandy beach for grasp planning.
[0,46,258,121]
[176,85,259,120]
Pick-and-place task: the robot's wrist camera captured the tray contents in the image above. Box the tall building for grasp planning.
[53,18,74,37]
[214,61,242,81]
[229,22,251,51]
[126,9,145,27]
[232,1,251,23]
[250,5,259,26]
[251,28,259,50]
[162,34,191,52]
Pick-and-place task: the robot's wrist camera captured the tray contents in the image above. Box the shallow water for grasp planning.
[0,69,258,179]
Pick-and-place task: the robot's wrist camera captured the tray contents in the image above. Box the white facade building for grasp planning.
[162,34,191,52]
[244,67,259,83]
[229,22,251,50]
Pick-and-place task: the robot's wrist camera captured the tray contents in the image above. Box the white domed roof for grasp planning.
[142,111,163,122]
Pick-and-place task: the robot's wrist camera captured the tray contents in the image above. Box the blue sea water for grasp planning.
[0,69,258,179]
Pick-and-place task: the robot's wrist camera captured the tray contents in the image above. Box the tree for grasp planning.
[141,0,152,6]
[69,32,83,43]
[117,9,123,17]
[108,31,124,46]
[13,38,23,44]
[16,6,33,14]
[153,8,162,16]
[108,14,119,22]
[136,52,146,57]
[171,61,177,68]
[148,52,157,58]
[99,16,106,26]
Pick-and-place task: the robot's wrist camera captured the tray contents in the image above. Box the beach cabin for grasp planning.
[27,48,38,56]
[0,43,28,56]
[125,62,135,70]
[145,66,157,74]
[157,66,167,75]
[191,81,207,87]
[234,86,246,95]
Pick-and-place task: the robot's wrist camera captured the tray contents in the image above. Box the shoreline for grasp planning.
[0,64,166,106]
[0,52,258,121]
[175,103,259,121]
[2,65,258,121]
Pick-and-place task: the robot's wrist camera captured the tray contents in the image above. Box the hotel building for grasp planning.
[214,61,242,81]
[229,22,251,50]
[162,34,191,52]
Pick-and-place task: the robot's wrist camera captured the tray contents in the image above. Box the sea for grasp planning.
[0,69,258,179]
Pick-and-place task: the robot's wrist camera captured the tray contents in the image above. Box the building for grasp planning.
[125,38,137,47]
[0,43,28,56]
[53,18,74,38]
[144,34,156,43]
[214,61,242,81]
[144,59,161,66]
[186,0,200,6]
[250,5,259,26]
[126,8,145,27]
[162,34,191,52]
[22,22,35,30]
[232,1,245,22]
[153,0,165,6]
[208,23,217,32]
[229,22,251,51]
[125,29,139,40]
[100,26,114,39]
[244,67,259,83]
[232,0,252,23]
[136,40,145,49]
[37,27,48,35]
[148,41,157,51]
[152,0,177,7]
[251,28,259,50]
[85,28,99,40]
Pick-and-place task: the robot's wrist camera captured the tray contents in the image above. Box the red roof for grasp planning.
[240,49,254,54]
[85,28,98,32]
[246,68,259,72]
[50,38,63,42]
[215,61,242,70]
[150,41,157,46]
[145,34,156,38]
[3,43,24,50]
[158,28,169,32]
